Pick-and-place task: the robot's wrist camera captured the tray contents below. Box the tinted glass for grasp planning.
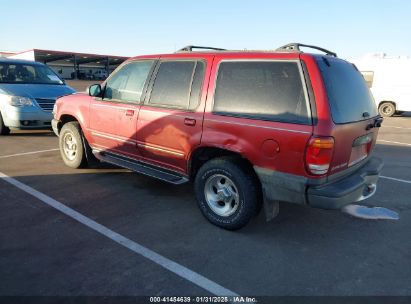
[189,61,205,110]
[0,63,63,84]
[149,61,195,108]
[317,57,378,123]
[104,60,153,102]
[360,71,374,88]
[213,61,310,124]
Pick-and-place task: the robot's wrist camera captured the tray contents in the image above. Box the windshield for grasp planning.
[316,57,378,124]
[0,62,64,85]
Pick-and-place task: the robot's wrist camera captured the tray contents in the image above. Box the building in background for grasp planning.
[0,50,17,57]
[2,49,128,81]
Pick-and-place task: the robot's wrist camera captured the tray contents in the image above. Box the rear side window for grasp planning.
[317,57,378,123]
[213,61,310,124]
[149,61,205,110]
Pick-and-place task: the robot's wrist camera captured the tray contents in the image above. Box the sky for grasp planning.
[1,0,411,60]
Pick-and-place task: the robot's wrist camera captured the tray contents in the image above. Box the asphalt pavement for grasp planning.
[0,113,410,298]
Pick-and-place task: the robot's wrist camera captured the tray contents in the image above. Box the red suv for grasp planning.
[52,43,383,230]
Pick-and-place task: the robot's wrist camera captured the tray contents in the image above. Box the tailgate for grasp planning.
[315,56,381,176]
[329,118,381,175]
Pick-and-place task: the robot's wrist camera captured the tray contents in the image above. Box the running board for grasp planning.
[92,149,189,185]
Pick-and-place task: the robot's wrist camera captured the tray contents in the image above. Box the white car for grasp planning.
[93,70,108,80]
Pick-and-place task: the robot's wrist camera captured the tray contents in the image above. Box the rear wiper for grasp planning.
[366,116,383,130]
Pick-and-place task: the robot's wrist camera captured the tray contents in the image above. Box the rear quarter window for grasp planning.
[213,61,311,125]
[316,57,378,123]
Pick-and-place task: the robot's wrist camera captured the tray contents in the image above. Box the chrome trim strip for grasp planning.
[91,132,136,146]
[137,143,185,158]
[91,103,138,110]
[203,119,311,134]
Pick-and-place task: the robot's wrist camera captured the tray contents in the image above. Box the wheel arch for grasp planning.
[378,100,396,108]
[57,114,80,133]
[188,146,258,181]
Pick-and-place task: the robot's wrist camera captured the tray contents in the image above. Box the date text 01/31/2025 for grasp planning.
[149,296,257,303]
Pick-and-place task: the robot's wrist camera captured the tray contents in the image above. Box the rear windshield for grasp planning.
[0,62,64,85]
[316,57,378,123]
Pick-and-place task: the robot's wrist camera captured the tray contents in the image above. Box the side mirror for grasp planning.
[88,84,102,97]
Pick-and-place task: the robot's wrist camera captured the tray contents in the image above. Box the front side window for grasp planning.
[149,61,204,109]
[104,60,154,103]
[0,63,63,85]
[213,61,310,124]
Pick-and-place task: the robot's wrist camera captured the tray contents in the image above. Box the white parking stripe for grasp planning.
[382,125,411,130]
[377,140,411,147]
[0,172,238,297]
[0,149,59,159]
[381,175,411,185]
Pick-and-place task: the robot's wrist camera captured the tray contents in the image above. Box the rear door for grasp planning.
[136,57,211,174]
[315,56,381,175]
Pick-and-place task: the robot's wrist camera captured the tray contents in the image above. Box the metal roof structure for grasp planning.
[8,49,129,79]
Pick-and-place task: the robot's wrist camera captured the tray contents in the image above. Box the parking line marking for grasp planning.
[377,140,411,147]
[381,175,411,185]
[0,172,238,297]
[0,149,60,159]
[382,125,411,130]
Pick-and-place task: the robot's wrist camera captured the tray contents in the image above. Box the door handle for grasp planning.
[125,109,134,116]
[184,118,196,126]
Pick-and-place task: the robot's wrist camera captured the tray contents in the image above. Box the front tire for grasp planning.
[378,102,395,117]
[59,122,87,168]
[194,157,261,230]
[0,112,10,135]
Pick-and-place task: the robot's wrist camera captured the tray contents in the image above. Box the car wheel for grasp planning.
[378,102,395,117]
[0,112,10,135]
[59,122,87,168]
[194,157,261,230]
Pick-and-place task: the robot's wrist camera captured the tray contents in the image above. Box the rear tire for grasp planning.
[0,112,10,135]
[378,102,395,117]
[59,122,87,168]
[194,157,261,230]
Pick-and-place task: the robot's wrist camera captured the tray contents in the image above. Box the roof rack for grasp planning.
[276,43,337,57]
[176,45,227,52]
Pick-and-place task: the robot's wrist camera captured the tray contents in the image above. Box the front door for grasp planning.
[89,60,155,158]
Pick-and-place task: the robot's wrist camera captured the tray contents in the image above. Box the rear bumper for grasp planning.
[254,157,384,210]
[306,157,383,209]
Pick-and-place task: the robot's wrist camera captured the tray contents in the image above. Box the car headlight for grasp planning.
[6,95,34,107]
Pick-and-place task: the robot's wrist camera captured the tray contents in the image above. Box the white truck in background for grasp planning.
[351,54,411,117]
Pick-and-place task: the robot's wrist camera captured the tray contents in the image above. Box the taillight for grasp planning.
[305,136,335,175]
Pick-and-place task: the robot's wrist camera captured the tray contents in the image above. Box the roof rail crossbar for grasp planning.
[276,43,337,57]
[176,45,227,52]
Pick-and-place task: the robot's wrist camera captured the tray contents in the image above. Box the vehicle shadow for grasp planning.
[11,140,411,234]
[394,111,411,117]
[3,167,411,296]
[7,130,55,137]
